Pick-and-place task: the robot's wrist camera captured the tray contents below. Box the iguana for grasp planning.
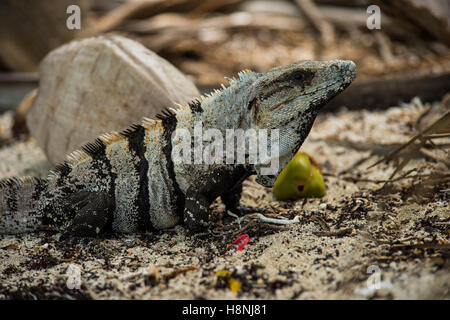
[0,60,356,236]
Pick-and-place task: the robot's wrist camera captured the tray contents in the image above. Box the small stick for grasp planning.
[424,133,450,139]
[314,228,352,237]
[374,32,396,66]
[420,148,450,166]
[257,213,300,225]
[162,266,197,280]
[294,0,335,46]
[227,210,244,228]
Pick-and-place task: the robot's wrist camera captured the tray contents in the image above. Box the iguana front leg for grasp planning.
[221,183,264,216]
[184,188,211,233]
[61,191,114,238]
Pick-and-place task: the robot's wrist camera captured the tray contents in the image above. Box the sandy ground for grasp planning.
[0,102,448,300]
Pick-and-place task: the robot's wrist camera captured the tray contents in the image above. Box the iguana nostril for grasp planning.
[331,65,340,73]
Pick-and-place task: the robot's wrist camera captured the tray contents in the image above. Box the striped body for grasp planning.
[0,117,183,234]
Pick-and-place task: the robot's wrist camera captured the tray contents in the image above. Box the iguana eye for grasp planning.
[297,185,304,192]
[289,70,314,86]
[292,72,304,81]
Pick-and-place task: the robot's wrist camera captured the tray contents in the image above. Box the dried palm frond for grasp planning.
[369,97,449,200]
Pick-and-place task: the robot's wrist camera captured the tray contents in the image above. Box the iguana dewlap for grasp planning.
[0,60,356,236]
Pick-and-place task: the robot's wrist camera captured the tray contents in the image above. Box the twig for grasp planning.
[424,133,450,139]
[309,214,330,231]
[314,228,352,237]
[374,32,396,66]
[339,169,450,185]
[257,213,300,225]
[368,111,450,169]
[94,0,185,33]
[227,210,244,228]
[420,148,450,166]
[162,266,197,280]
[294,0,335,46]
[187,0,244,19]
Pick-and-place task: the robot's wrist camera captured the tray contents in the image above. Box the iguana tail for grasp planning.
[0,177,46,234]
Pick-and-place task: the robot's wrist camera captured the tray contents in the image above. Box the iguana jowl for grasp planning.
[0,60,356,236]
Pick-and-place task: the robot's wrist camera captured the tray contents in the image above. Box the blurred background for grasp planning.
[0,0,449,112]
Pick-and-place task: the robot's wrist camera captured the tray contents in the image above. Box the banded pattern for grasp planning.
[0,115,184,234]
[45,116,183,233]
[0,177,46,233]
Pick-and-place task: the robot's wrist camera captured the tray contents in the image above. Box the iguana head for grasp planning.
[246,60,357,187]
